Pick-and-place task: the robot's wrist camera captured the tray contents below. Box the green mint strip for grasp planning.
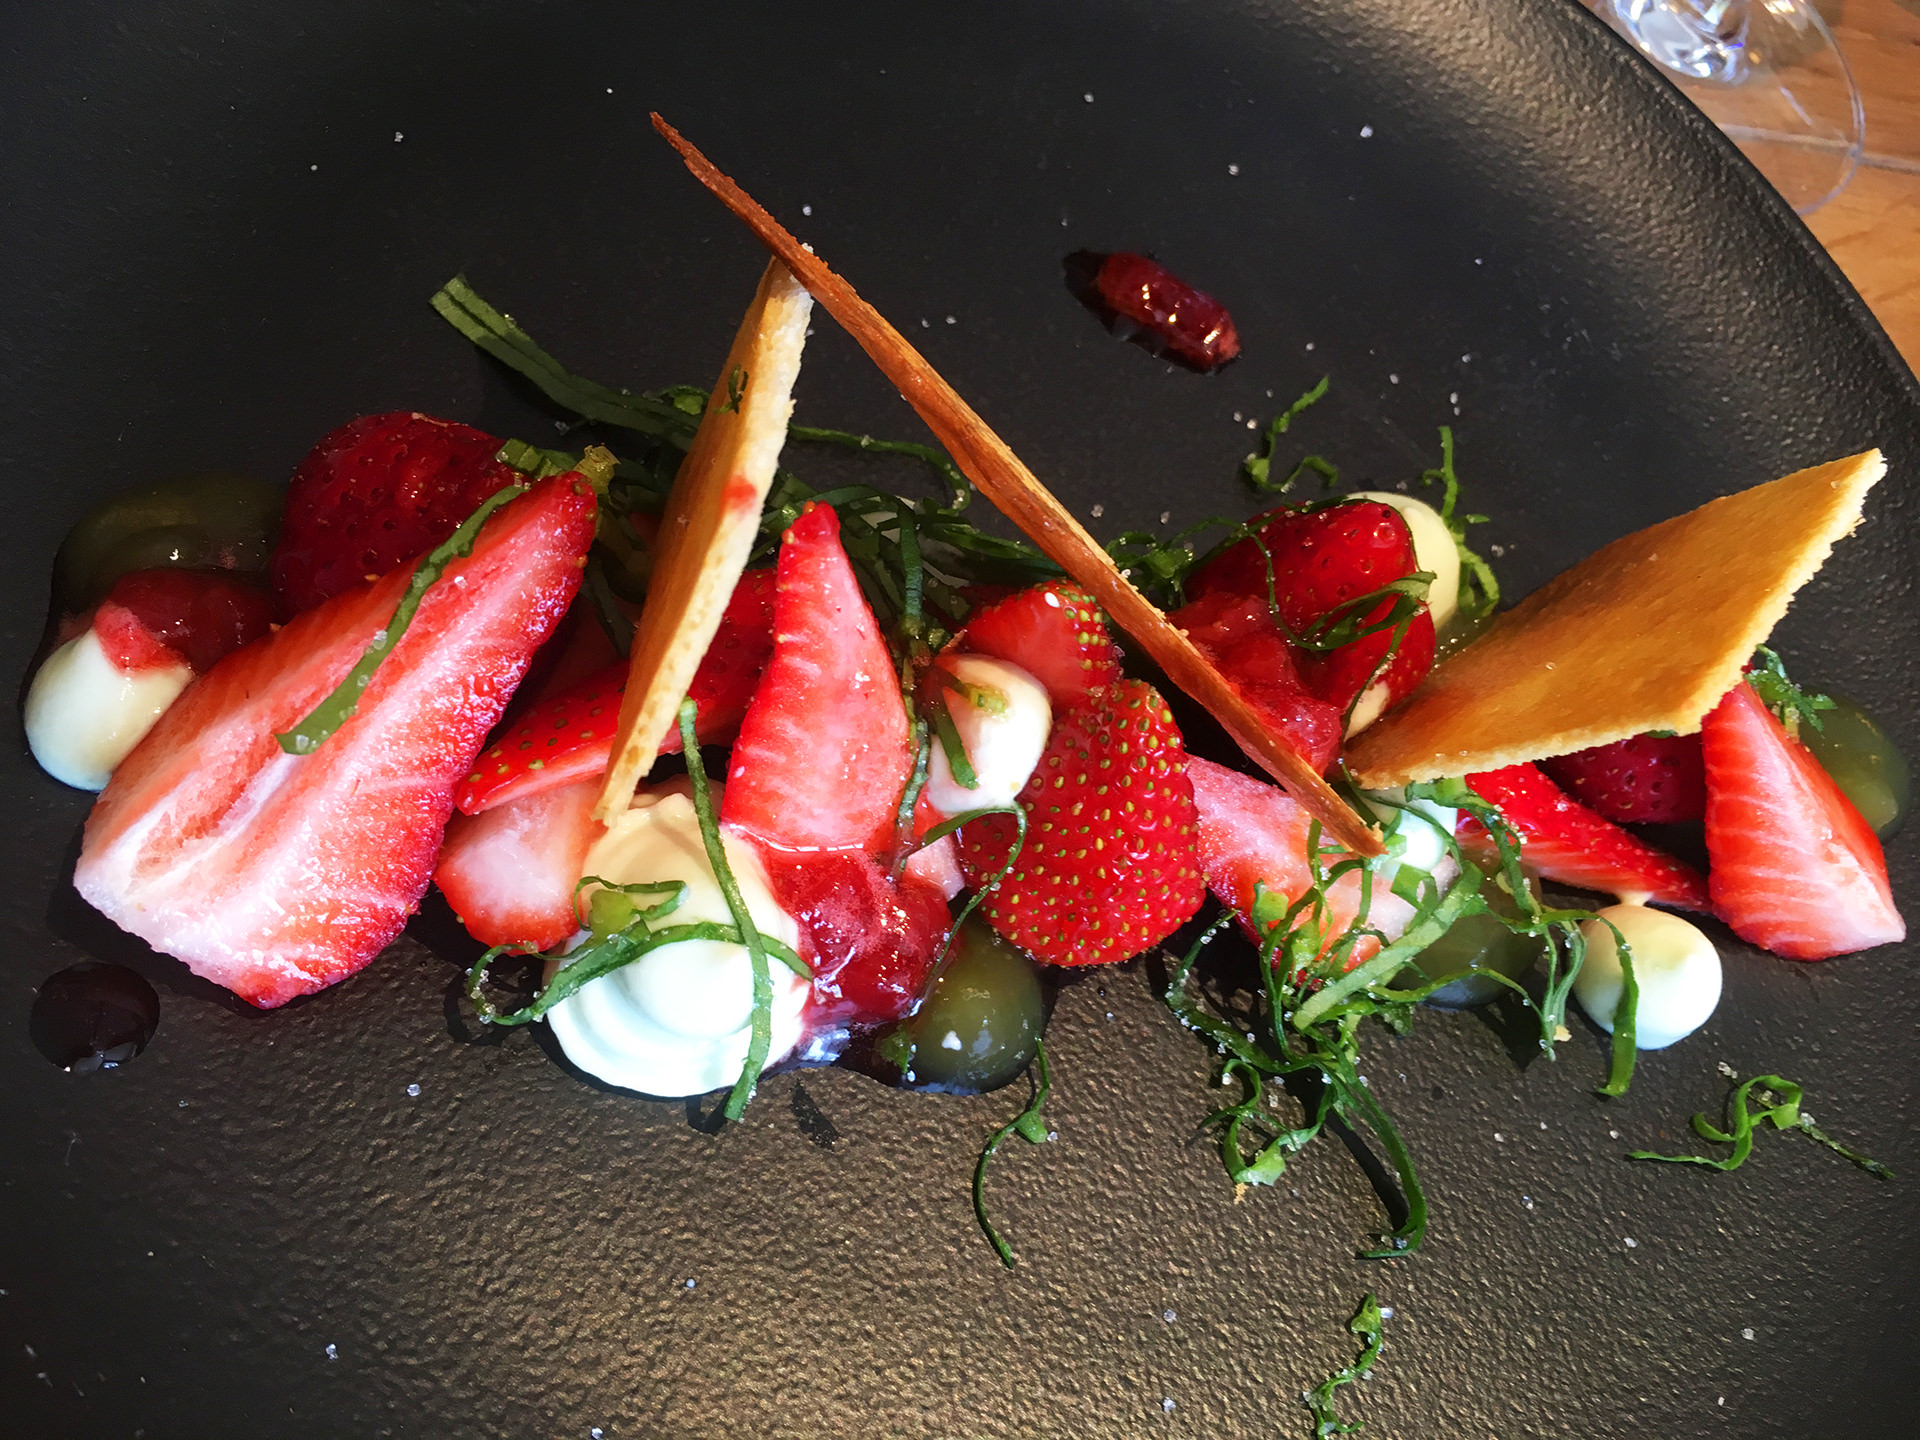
[276,481,527,756]
[1630,1073,1892,1178]
[1304,1293,1387,1438]
[973,1039,1052,1268]
[676,698,778,1123]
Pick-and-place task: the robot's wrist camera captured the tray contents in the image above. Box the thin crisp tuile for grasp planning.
[594,258,814,822]
[1346,450,1887,788]
[650,112,1383,858]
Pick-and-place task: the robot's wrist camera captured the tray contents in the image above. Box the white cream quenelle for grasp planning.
[24,628,195,790]
[922,654,1052,816]
[542,780,807,1097]
[1573,904,1722,1050]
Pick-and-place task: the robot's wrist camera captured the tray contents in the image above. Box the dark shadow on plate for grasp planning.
[789,1076,841,1150]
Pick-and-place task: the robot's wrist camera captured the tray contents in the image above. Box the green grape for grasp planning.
[1399,880,1544,1009]
[1802,693,1909,837]
[879,917,1044,1094]
[54,472,282,611]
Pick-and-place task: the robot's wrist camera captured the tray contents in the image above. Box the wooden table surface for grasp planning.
[1805,0,1920,373]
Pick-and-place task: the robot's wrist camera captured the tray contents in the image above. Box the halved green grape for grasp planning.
[54,473,282,612]
[1399,879,1544,1010]
[1801,693,1908,837]
[877,917,1044,1094]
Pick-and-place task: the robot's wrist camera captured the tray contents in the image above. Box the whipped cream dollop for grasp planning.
[543,781,808,1098]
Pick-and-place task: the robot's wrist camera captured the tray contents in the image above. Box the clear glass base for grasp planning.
[1598,0,1863,214]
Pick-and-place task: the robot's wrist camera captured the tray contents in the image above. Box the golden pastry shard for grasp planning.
[1345,450,1886,788]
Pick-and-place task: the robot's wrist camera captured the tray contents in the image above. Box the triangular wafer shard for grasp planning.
[1346,451,1887,788]
[650,113,1383,858]
[594,258,814,822]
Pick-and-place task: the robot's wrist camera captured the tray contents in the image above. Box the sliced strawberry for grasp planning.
[765,849,950,1028]
[902,832,966,900]
[1184,498,1434,726]
[1189,499,1417,622]
[722,503,913,854]
[1539,732,1707,825]
[1702,680,1903,959]
[958,579,1123,708]
[74,473,598,1008]
[90,569,276,674]
[271,411,526,614]
[1186,756,1377,960]
[435,777,604,949]
[1167,590,1344,773]
[456,567,777,815]
[958,678,1204,966]
[1459,763,1710,912]
[1303,603,1435,722]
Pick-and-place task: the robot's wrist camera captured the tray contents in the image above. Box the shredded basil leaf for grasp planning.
[1746,645,1834,739]
[973,1039,1052,1268]
[276,481,528,755]
[1303,1293,1387,1438]
[1631,1070,1892,1178]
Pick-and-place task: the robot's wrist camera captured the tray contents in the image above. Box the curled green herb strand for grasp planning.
[1244,376,1333,493]
[674,698,777,1122]
[973,1039,1052,1268]
[276,481,527,755]
[1303,1293,1387,1439]
[925,689,980,790]
[1595,922,1639,1098]
[1419,426,1499,621]
[1631,1073,1893,1178]
[1746,644,1835,739]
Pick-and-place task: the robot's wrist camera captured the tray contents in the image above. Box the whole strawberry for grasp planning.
[958,579,1122,709]
[271,411,526,614]
[1539,732,1707,824]
[958,678,1205,966]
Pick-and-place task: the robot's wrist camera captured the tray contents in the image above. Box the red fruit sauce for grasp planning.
[764,850,949,1036]
[91,568,274,674]
[1090,253,1241,371]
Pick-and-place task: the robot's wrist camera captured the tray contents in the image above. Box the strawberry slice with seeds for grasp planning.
[1186,756,1382,961]
[271,411,526,614]
[75,473,598,1007]
[1539,732,1708,825]
[1168,590,1344,773]
[958,579,1122,708]
[435,777,604,949]
[958,678,1204,966]
[1459,763,1710,911]
[456,567,777,815]
[722,502,913,854]
[1702,680,1903,959]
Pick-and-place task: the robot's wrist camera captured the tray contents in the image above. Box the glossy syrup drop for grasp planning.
[30,962,160,1073]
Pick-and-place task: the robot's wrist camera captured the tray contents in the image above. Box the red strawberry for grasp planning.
[1459,763,1710,911]
[74,473,598,1007]
[958,579,1123,708]
[271,411,526,614]
[456,567,777,815]
[435,777,605,949]
[89,569,276,674]
[765,850,950,1028]
[1187,499,1435,722]
[1186,756,1378,960]
[1167,590,1344,773]
[1539,732,1707,825]
[957,678,1205,966]
[723,502,913,854]
[1701,680,1903,959]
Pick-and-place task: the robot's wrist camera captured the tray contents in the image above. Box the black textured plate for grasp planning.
[2,2,1914,1436]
